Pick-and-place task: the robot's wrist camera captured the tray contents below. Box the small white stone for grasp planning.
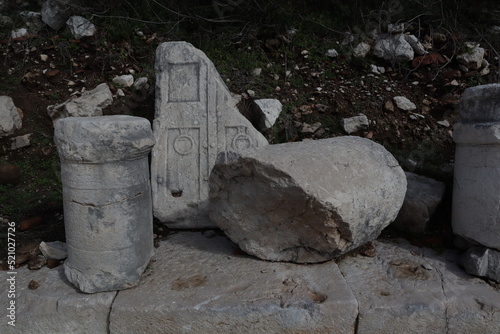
[112,74,134,87]
[325,49,339,58]
[251,68,262,76]
[11,28,28,39]
[247,89,256,97]
[437,120,450,127]
[40,54,48,62]
[117,89,125,97]
[393,96,417,111]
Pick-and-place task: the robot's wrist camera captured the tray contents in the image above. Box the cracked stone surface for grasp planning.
[0,265,116,334]
[2,233,499,333]
[110,232,358,333]
[209,137,406,263]
[337,238,500,334]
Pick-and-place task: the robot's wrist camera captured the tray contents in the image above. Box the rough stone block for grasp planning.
[453,84,500,250]
[391,172,446,234]
[0,266,116,334]
[151,41,268,228]
[54,115,155,293]
[462,246,500,282]
[110,232,358,333]
[209,136,407,263]
[338,238,500,334]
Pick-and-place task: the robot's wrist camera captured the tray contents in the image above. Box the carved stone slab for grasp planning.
[152,42,268,228]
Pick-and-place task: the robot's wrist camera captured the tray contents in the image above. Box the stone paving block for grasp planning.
[151,42,268,229]
[338,238,500,334]
[110,232,358,334]
[0,266,116,334]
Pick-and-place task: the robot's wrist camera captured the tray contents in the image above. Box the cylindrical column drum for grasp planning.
[54,116,156,293]
[453,84,500,251]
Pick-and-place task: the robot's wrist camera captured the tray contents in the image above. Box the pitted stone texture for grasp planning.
[209,136,406,263]
[391,172,446,234]
[66,16,95,39]
[0,265,116,334]
[374,33,414,62]
[152,41,268,228]
[0,96,22,137]
[54,116,155,293]
[55,115,155,163]
[110,232,358,334]
[42,0,73,30]
[462,247,500,282]
[47,83,113,122]
[453,84,500,250]
[457,83,500,123]
[338,238,500,334]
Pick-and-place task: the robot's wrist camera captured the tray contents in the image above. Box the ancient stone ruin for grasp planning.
[54,115,155,293]
[151,41,268,229]
[453,83,500,282]
[209,136,407,263]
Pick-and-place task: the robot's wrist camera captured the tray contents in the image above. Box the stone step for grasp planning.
[1,232,499,333]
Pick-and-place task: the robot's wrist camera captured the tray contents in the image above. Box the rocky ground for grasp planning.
[1,1,500,269]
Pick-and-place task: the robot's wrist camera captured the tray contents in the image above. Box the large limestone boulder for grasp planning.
[209,136,407,263]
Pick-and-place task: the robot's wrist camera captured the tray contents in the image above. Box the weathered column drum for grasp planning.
[453,84,500,251]
[54,116,155,293]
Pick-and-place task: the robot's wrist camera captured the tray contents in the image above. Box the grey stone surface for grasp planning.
[353,42,371,58]
[456,83,500,123]
[151,41,268,228]
[2,232,499,333]
[209,136,407,263]
[457,42,485,70]
[393,95,417,111]
[338,238,500,334]
[0,96,22,138]
[405,34,426,55]
[341,114,369,134]
[39,241,67,260]
[0,266,116,334]
[453,84,500,250]
[66,16,95,39]
[54,116,155,293]
[374,33,414,62]
[47,83,113,122]
[462,247,500,282]
[41,0,73,30]
[253,98,282,131]
[391,172,446,234]
[110,232,358,334]
[112,74,134,87]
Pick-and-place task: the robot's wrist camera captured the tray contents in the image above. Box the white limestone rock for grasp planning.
[66,16,95,39]
[391,172,446,234]
[54,116,155,293]
[338,238,500,334]
[405,34,426,55]
[39,241,67,260]
[47,83,113,122]
[325,48,338,58]
[112,74,134,87]
[393,95,417,111]
[341,114,369,134]
[0,96,22,138]
[110,232,358,333]
[374,33,414,62]
[209,136,406,263]
[253,98,282,131]
[151,41,268,229]
[353,42,371,58]
[462,247,500,282]
[11,28,28,39]
[457,42,485,70]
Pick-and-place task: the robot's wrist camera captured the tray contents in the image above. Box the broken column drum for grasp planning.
[453,84,500,250]
[54,116,156,293]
